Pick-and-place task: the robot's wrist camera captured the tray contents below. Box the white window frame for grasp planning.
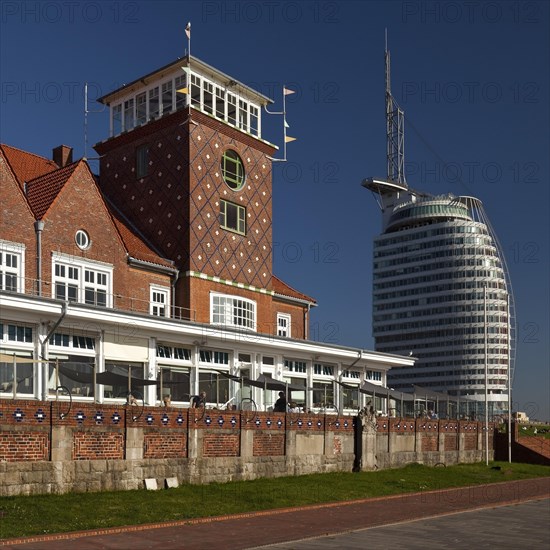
[210,293,257,331]
[52,253,113,307]
[161,80,173,116]
[220,199,246,235]
[136,92,147,125]
[277,313,291,337]
[108,69,263,139]
[150,285,170,317]
[123,98,134,132]
[0,240,25,293]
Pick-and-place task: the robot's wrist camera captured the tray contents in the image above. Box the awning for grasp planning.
[96,371,157,387]
[411,385,450,401]
[214,369,243,382]
[250,374,306,392]
[359,380,386,395]
[335,379,358,390]
[58,365,95,384]
[357,381,415,401]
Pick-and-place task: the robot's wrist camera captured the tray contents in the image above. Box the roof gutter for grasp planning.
[127,256,178,276]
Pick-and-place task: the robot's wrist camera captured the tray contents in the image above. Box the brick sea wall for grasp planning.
[0,399,494,496]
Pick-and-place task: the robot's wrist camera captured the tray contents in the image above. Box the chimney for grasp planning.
[53,145,73,168]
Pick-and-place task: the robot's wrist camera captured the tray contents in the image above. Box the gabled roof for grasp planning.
[0,144,58,190]
[272,275,317,305]
[17,149,174,271]
[107,204,175,270]
[26,161,81,219]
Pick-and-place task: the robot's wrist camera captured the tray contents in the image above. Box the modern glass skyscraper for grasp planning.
[363,180,514,416]
[363,40,514,417]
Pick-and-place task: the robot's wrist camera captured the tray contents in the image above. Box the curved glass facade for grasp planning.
[371,195,511,416]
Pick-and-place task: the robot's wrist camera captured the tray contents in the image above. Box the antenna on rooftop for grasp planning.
[385,30,406,185]
[84,83,105,162]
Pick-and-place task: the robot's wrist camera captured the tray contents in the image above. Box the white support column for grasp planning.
[306,359,314,410]
[145,337,157,406]
[36,323,47,400]
[191,344,200,397]
[97,330,105,403]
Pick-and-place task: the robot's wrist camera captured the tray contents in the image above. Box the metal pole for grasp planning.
[506,294,512,463]
[484,285,489,466]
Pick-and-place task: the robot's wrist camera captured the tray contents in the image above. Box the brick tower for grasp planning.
[95,55,312,336]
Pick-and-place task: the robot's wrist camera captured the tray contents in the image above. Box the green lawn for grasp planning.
[518,424,550,439]
[0,461,548,540]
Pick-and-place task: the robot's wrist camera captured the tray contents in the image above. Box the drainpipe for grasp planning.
[40,302,68,360]
[171,268,181,319]
[40,302,68,400]
[34,220,45,296]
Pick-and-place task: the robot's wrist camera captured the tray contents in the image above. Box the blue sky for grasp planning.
[1,1,548,420]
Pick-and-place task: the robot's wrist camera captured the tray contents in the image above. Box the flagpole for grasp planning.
[186,21,191,59]
[185,22,191,114]
[283,85,287,161]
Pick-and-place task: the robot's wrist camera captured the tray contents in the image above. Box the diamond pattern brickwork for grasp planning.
[96,110,191,270]
[188,118,272,288]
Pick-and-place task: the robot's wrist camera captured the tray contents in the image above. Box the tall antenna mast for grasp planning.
[385,30,406,185]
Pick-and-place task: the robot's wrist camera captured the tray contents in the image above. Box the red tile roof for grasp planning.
[0,144,58,190]
[108,205,175,270]
[272,275,317,305]
[26,161,81,219]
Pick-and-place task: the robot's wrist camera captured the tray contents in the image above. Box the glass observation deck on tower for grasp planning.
[97,55,273,141]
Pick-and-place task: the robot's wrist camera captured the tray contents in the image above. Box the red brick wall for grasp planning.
[191,410,242,430]
[253,433,285,456]
[389,418,416,433]
[187,276,274,332]
[464,434,478,450]
[202,433,240,457]
[187,115,273,289]
[326,415,355,433]
[73,432,124,460]
[95,110,191,269]
[421,434,438,451]
[0,432,49,461]
[0,152,38,292]
[36,162,172,314]
[444,434,458,451]
[271,300,307,340]
[144,433,187,458]
[287,413,325,431]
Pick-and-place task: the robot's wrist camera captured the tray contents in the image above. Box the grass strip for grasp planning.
[0,461,548,540]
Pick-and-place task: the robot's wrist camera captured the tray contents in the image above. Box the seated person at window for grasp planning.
[273,391,287,412]
[191,391,207,408]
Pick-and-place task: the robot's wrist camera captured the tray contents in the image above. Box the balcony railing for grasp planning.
[1,276,196,322]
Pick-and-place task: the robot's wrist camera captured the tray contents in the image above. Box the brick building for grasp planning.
[0,53,414,411]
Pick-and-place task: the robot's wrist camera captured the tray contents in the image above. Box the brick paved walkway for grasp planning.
[1,478,549,549]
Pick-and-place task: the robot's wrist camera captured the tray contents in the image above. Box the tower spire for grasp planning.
[385,31,406,185]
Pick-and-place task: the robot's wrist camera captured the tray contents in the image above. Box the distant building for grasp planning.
[362,43,514,417]
[513,412,529,423]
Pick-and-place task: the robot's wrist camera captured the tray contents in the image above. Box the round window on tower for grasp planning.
[221,149,245,190]
[75,229,90,250]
